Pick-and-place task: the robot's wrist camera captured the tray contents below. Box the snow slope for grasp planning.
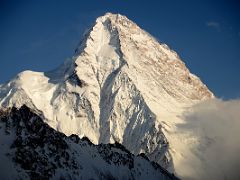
[0,105,179,180]
[0,13,213,176]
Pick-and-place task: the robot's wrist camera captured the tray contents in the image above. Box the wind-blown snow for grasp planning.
[0,12,213,174]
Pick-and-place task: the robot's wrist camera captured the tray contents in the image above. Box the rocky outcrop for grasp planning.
[0,105,180,180]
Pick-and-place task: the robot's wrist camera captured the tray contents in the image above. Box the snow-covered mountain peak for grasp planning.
[74,12,213,107]
[95,12,125,23]
[0,13,214,177]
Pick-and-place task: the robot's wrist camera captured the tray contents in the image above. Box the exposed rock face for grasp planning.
[0,13,213,173]
[0,105,180,180]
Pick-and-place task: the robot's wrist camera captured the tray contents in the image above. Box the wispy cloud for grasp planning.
[206,21,220,31]
[179,99,240,180]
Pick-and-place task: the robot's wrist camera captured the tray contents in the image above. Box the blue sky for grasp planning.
[0,0,239,99]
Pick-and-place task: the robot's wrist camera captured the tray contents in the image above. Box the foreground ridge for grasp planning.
[0,105,180,180]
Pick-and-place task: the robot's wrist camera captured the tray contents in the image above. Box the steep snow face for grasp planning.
[0,13,213,174]
[0,106,179,180]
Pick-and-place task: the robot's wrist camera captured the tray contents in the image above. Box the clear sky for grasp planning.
[0,0,239,99]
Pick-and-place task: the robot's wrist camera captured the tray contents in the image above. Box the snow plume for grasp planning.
[179,99,240,180]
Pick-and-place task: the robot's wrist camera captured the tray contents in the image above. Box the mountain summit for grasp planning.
[0,13,213,176]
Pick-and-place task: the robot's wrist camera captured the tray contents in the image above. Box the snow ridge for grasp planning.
[0,105,179,180]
